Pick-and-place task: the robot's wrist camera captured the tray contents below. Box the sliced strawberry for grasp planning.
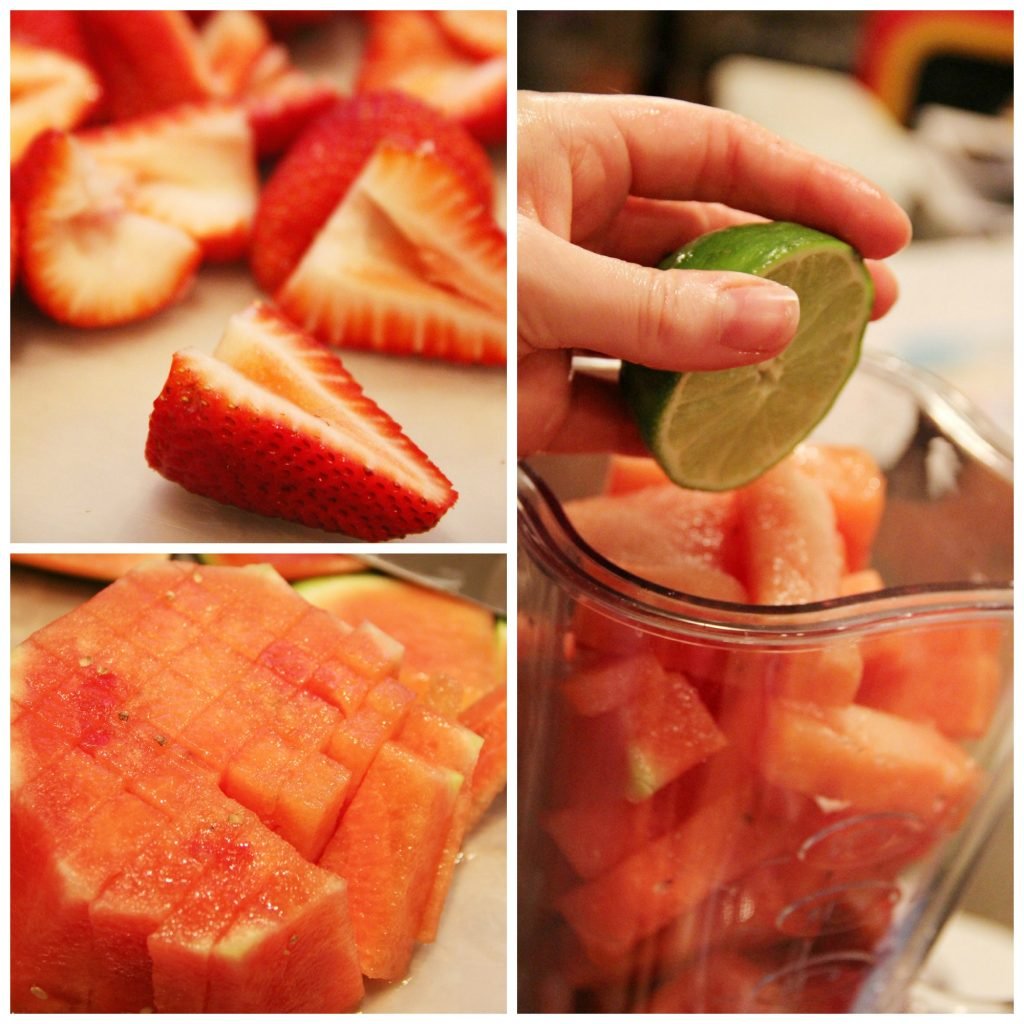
[250,91,494,294]
[145,302,457,540]
[358,11,506,145]
[357,140,506,314]
[242,44,341,158]
[197,9,271,98]
[277,143,506,365]
[18,130,201,328]
[78,11,214,122]
[79,103,258,262]
[11,42,101,164]
[433,11,507,59]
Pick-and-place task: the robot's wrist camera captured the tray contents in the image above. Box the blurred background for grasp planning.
[520,8,1012,1006]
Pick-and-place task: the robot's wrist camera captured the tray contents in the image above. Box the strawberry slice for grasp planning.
[194,10,339,157]
[250,91,494,294]
[433,11,507,59]
[277,142,506,365]
[197,9,271,97]
[357,140,506,314]
[79,103,259,262]
[358,11,506,145]
[145,302,457,540]
[78,11,214,121]
[11,42,101,164]
[17,130,201,328]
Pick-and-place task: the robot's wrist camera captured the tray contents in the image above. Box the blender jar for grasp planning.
[517,352,1012,1013]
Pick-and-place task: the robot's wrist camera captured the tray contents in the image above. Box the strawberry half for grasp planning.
[17,130,201,328]
[11,41,101,164]
[277,142,506,365]
[78,10,214,121]
[79,103,259,262]
[145,301,457,540]
[250,91,494,294]
[358,11,506,145]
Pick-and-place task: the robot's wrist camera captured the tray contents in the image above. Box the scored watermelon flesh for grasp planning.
[297,572,501,710]
[11,559,491,1010]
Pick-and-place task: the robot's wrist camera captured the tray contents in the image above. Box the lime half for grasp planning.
[620,222,873,491]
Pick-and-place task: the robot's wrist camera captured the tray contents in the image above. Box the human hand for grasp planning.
[518,91,912,456]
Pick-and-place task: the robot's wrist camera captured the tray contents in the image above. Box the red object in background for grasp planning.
[855,10,1013,124]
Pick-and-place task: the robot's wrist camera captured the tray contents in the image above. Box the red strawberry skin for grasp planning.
[249,91,495,294]
[145,350,456,541]
[78,10,212,121]
[10,10,95,69]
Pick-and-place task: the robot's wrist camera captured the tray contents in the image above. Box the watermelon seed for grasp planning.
[30,986,47,1000]
[227,812,243,825]
[155,734,167,746]
[79,657,92,668]
[118,711,130,722]
[165,590,176,601]
[289,934,299,946]
[192,571,203,583]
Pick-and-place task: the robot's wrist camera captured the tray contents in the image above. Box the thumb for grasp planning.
[518,216,800,370]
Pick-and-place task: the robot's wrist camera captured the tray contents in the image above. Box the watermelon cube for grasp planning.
[398,704,484,942]
[319,742,461,979]
[857,622,1004,738]
[736,457,844,604]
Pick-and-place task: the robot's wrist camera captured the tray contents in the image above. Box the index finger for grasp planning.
[582,93,913,260]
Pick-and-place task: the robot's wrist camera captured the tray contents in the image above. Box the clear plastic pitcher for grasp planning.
[517,352,1012,1013]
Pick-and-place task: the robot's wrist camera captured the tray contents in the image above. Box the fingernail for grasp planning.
[721,283,800,353]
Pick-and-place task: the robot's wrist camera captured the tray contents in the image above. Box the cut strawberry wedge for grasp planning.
[78,11,214,121]
[357,141,506,314]
[196,10,339,157]
[196,9,271,98]
[79,103,259,262]
[277,143,506,365]
[145,302,457,540]
[17,131,201,328]
[358,11,506,145]
[11,41,101,164]
[250,91,495,294]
